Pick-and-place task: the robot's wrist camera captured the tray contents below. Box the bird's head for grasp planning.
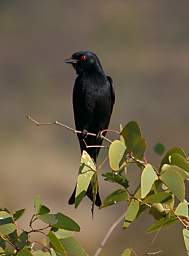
[65,51,104,75]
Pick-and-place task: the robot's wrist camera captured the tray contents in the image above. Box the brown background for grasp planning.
[0,1,189,255]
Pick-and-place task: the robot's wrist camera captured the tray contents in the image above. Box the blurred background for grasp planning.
[0,0,189,255]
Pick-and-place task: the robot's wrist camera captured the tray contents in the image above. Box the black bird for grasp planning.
[65,51,115,206]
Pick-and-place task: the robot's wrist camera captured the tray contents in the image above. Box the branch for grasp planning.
[177,215,189,228]
[26,114,112,144]
[29,214,37,229]
[100,129,120,135]
[144,251,163,255]
[128,153,147,167]
[32,240,52,254]
[93,212,125,256]
[143,229,162,256]
[0,235,18,251]
[83,139,108,149]
[27,225,50,235]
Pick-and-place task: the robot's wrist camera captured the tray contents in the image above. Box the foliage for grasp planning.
[1,120,189,255]
[0,196,85,256]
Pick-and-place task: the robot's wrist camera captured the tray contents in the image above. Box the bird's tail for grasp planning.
[68,183,102,207]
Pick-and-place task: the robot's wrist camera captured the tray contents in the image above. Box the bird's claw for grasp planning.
[96,131,102,140]
[81,129,88,139]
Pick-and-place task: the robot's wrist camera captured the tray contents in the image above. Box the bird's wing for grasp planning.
[73,77,85,131]
[107,75,115,110]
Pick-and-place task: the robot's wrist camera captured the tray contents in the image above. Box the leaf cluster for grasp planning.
[1,121,189,255]
[71,121,189,255]
[0,196,87,256]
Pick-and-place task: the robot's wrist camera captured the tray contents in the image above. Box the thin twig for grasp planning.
[129,153,146,167]
[26,114,112,144]
[32,240,52,254]
[27,225,50,235]
[93,212,125,256]
[27,115,77,133]
[83,139,108,149]
[144,251,162,255]
[29,214,37,229]
[143,229,162,256]
[85,145,107,149]
[100,134,112,143]
[100,129,120,135]
[0,235,18,251]
[177,215,189,228]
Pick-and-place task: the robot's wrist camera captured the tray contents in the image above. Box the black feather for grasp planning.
[65,51,115,207]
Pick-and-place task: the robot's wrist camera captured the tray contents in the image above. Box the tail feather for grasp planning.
[68,186,76,205]
[68,184,101,207]
[69,135,104,207]
[86,183,102,207]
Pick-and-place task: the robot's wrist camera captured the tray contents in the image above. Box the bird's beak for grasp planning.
[64,58,78,64]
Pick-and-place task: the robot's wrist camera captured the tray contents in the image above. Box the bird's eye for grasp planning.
[80,55,87,61]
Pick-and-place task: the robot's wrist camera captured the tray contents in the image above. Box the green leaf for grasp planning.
[162,194,175,211]
[109,140,126,171]
[49,248,57,256]
[61,237,89,256]
[48,231,67,255]
[132,137,146,160]
[38,205,50,215]
[16,231,29,250]
[39,214,57,225]
[34,195,41,214]
[160,166,185,201]
[90,172,98,206]
[170,153,189,173]
[55,229,73,239]
[183,229,189,256]
[13,209,25,221]
[0,211,13,225]
[0,247,4,254]
[34,195,50,215]
[154,143,165,156]
[175,202,188,217]
[101,189,128,208]
[161,164,189,180]
[121,121,141,149]
[121,248,132,256]
[0,223,16,235]
[141,164,158,198]
[17,248,32,256]
[134,187,141,199]
[121,121,146,160]
[123,199,139,229]
[53,213,80,232]
[143,192,172,204]
[160,147,186,169]
[9,230,18,244]
[149,203,166,220]
[102,172,129,189]
[75,151,96,207]
[39,213,80,232]
[0,238,5,249]
[147,214,177,232]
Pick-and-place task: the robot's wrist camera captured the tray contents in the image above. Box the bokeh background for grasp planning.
[0,1,189,255]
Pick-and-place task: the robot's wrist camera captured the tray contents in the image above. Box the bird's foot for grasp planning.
[81,129,88,139]
[96,131,103,140]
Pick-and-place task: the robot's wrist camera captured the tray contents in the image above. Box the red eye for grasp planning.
[80,55,87,61]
